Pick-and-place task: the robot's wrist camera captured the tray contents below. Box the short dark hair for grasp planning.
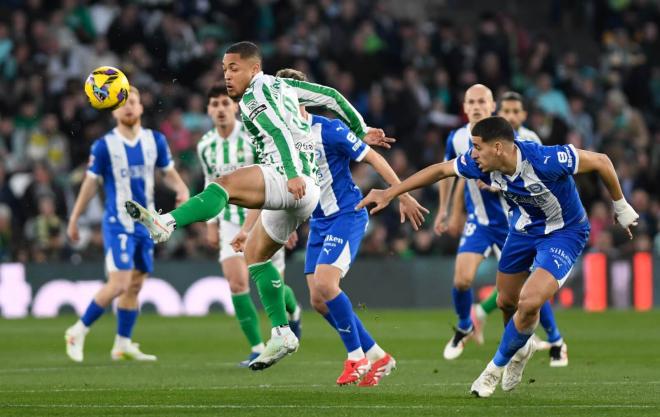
[207,83,229,102]
[275,68,308,81]
[225,41,261,61]
[500,91,525,109]
[472,116,515,142]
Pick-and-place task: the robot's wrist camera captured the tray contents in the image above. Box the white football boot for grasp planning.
[471,361,504,398]
[501,338,535,391]
[249,327,299,371]
[124,200,173,243]
[111,336,157,361]
[64,322,89,362]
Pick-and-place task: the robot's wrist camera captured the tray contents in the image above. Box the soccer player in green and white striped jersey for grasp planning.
[199,84,301,367]
[126,41,390,371]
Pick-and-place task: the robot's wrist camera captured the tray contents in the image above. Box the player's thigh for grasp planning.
[217,165,266,208]
[126,270,148,294]
[222,256,250,294]
[533,226,589,287]
[314,210,368,278]
[244,215,284,265]
[271,247,286,276]
[107,270,133,292]
[453,253,484,288]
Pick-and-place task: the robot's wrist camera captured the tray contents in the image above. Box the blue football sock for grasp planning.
[325,292,361,353]
[452,287,473,331]
[353,313,376,352]
[116,308,139,338]
[323,313,337,329]
[80,300,105,327]
[539,301,562,343]
[493,319,533,367]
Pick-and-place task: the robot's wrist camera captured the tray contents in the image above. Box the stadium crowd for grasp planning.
[0,0,657,263]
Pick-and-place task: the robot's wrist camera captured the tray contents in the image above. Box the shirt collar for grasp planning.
[505,143,523,181]
[249,71,264,87]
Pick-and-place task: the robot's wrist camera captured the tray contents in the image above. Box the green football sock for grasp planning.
[480,288,499,315]
[248,260,288,328]
[231,292,262,347]
[170,183,228,227]
[283,285,298,315]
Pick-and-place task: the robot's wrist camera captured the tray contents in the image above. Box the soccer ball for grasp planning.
[84,66,130,110]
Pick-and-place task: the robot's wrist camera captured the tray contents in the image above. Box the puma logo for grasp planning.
[323,248,331,255]
[553,259,562,269]
[337,325,351,333]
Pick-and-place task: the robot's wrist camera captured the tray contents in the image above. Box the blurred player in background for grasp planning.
[198,83,301,367]
[65,87,189,362]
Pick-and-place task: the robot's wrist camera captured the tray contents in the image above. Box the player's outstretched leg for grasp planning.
[539,300,568,367]
[111,271,156,361]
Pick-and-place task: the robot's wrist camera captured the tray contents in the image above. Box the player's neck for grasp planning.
[217,122,235,139]
[500,145,519,175]
[116,123,141,141]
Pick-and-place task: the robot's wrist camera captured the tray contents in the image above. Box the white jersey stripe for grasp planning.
[522,164,565,234]
[105,133,134,232]
[466,179,489,225]
[140,130,157,212]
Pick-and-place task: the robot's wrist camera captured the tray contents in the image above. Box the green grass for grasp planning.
[1,309,659,416]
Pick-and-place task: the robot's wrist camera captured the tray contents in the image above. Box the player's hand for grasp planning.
[613,199,639,240]
[398,193,429,231]
[356,189,393,215]
[285,230,298,250]
[287,177,306,200]
[363,127,396,149]
[447,211,466,238]
[206,223,219,249]
[67,219,80,242]
[231,229,249,253]
[477,179,500,193]
[433,211,448,236]
[175,188,190,207]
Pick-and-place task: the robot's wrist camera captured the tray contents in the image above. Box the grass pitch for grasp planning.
[1,309,659,416]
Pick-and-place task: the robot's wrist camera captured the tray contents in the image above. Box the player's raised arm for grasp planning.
[356,160,458,215]
[362,149,429,230]
[575,149,639,238]
[282,77,394,148]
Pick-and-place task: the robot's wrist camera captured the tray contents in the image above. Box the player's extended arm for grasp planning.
[161,167,190,206]
[362,149,429,230]
[356,160,458,215]
[230,209,261,253]
[576,149,639,238]
[67,175,99,242]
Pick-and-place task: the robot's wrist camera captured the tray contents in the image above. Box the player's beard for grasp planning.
[119,115,140,127]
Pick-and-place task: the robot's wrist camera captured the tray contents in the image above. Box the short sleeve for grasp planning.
[329,119,370,162]
[86,139,108,178]
[154,131,174,170]
[537,144,579,179]
[453,150,486,180]
[444,130,457,162]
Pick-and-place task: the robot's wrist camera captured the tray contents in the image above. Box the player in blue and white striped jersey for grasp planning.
[276,68,427,387]
[358,116,639,397]
[64,87,189,362]
[453,92,569,367]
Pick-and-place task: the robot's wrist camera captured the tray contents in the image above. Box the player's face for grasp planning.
[222,53,260,100]
[463,88,496,124]
[498,100,526,130]
[112,92,143,127]
[470,136,501,172]
[207,94,237,128]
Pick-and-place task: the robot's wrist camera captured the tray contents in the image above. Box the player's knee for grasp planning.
[314,280,339,301]
[516,294,543,318]
[453,275,473,291]
[229,279,249,294]
[216,174,235,195]
[128,280,143,296]
[309,294,326,314]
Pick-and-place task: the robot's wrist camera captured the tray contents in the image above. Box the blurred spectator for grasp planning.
[566,93,596,149]
[23,195,66,262]
[0,203,12,261]
[20,162,68,224]
[597,89,650,153]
